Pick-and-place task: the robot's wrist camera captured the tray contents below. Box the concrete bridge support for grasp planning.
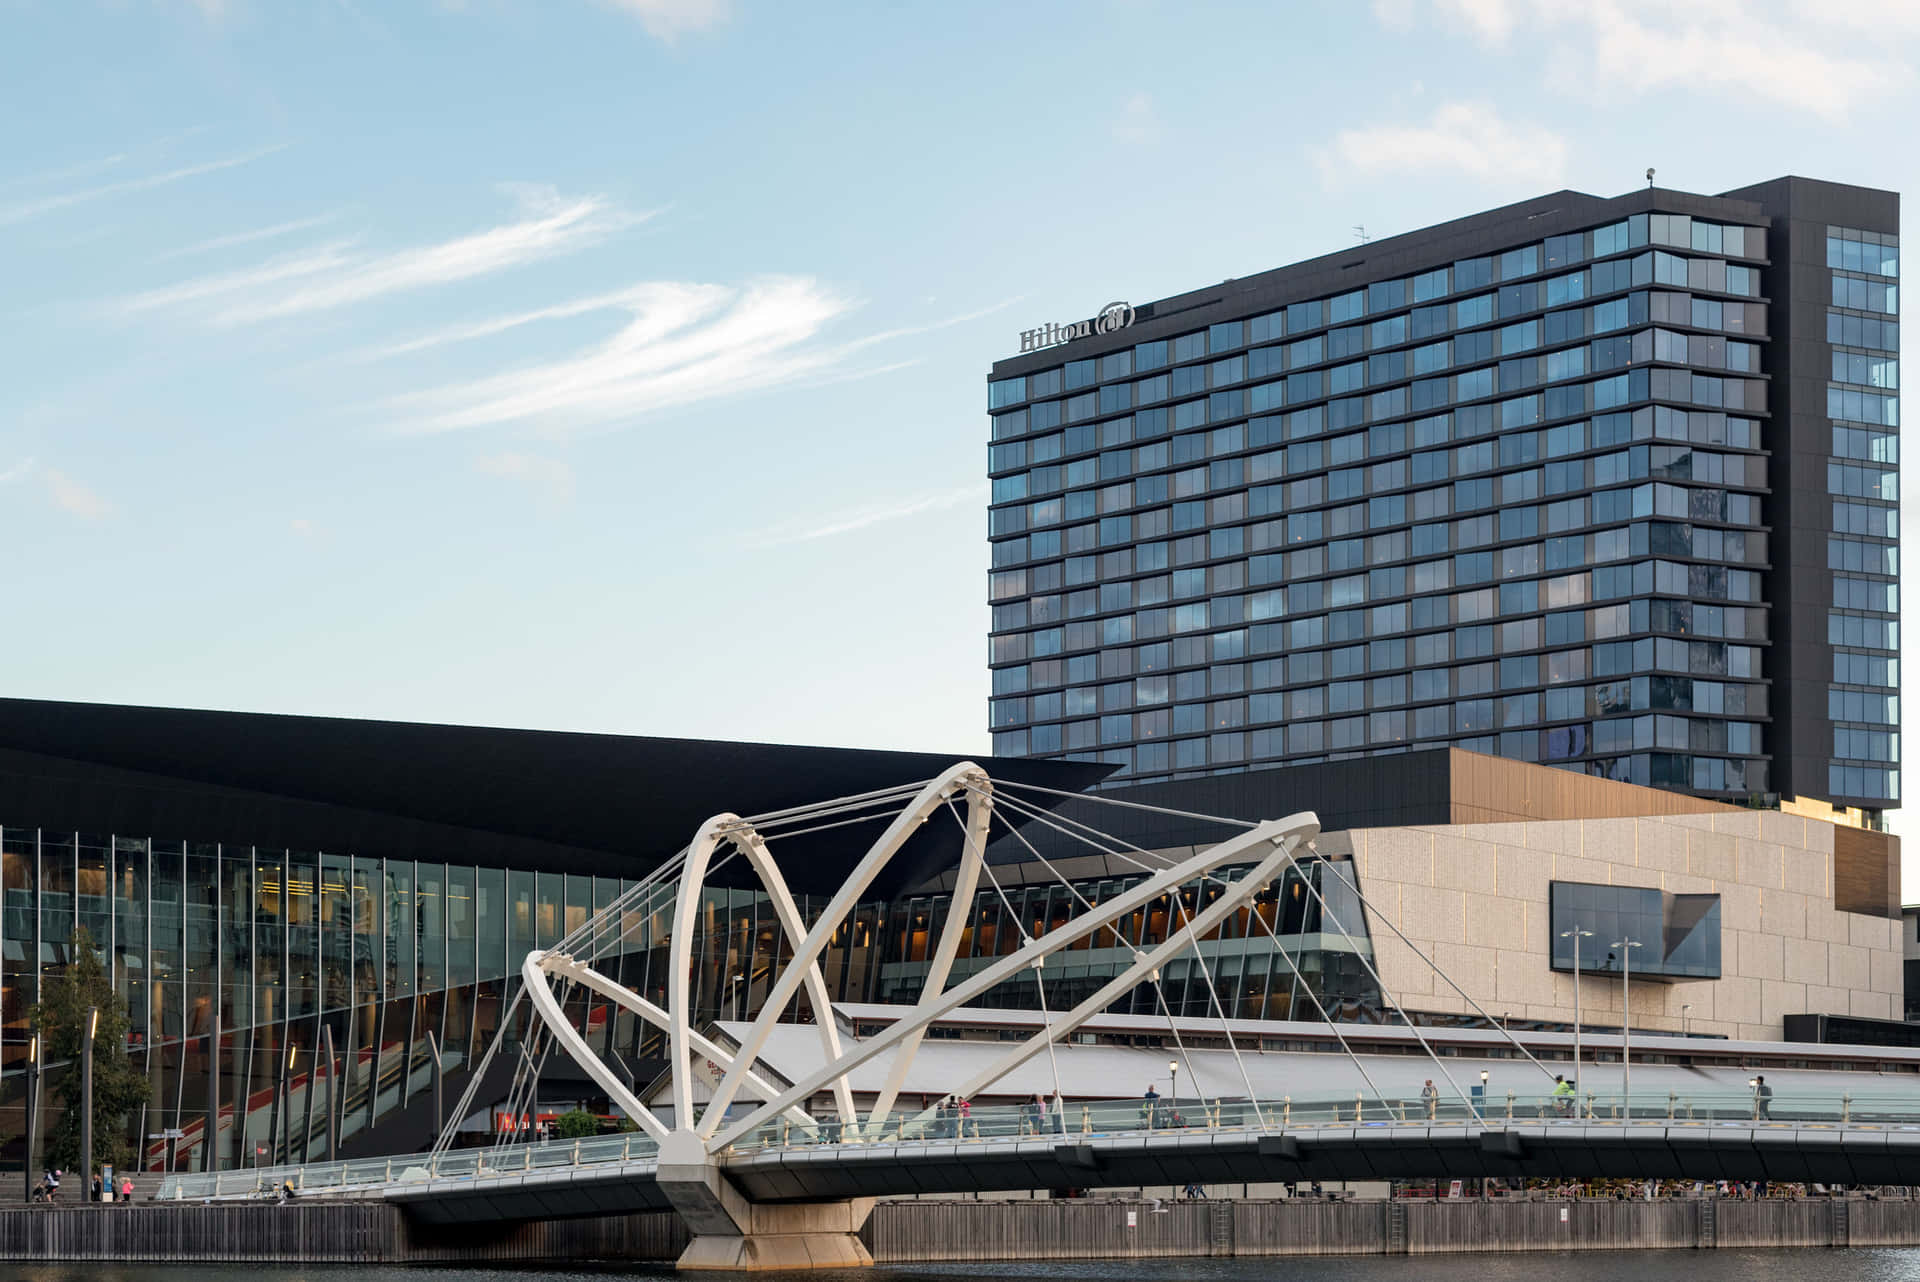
[658,1135,873,1271]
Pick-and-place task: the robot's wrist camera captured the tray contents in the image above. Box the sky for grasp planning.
[1,1,1916,849]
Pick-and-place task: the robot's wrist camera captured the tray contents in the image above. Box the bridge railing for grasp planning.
[156,1129,662,1203]
[153,1089,1920,1201]
[725,1089,1920,1152]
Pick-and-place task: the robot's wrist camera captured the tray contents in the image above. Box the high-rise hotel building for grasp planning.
[986,178,1899,822]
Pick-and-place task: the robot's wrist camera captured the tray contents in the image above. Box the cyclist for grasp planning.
[1551,1074,1576,1116]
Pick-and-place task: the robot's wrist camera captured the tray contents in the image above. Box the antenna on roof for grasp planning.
[1646,167,1656,189]
[1352,225,1370,245]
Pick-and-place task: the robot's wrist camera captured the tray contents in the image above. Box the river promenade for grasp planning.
[4,1195,1920,1264]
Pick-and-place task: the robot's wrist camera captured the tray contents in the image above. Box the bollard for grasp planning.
[1585,1092,1596,1121]
[1082,1106,1092,1134]
[1843,1094,1852,1124]
[1668,1092,1677,1121]
[1506,1091,1515,1122]
[1356,1091,1364,1123]
[1284,1096,1292,1127]
[572,1140,581,1164]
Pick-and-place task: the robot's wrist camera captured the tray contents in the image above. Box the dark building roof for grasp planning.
[0,697,1110,896]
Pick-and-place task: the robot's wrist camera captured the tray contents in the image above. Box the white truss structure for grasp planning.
[435,759,1565,1166]
[496,762,1314,1157]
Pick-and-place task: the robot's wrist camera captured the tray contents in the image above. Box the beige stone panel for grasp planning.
[1709,812,1763,839]
[1401,886,1467,947]
[1572,972,1620,1015]
[1551,852,1617,887]
[1355,827,1436,889]
[1807,909,1851,945]
[1525,899,1554,948]
[1735,930,1784,982]
[1686,830,1738,882]
[1719,883,1763,932]
[1495,952,1559,1006]
[1807,985,1851,1014]
[1755,812,1809,850]
[1870,948,1904,997]
[1664,814,1721,832]
[1577,817,1637,864]
[1736,1022,1773,1041]
[1715,975,1762,1025]
[1801,822,1836,857]
[1368,929,1433,997]
[1851,989,1894,1020]
[1758,891,1808,941]
[1781,845,1831,898]
[1465,893,1527,951]
[1849,913,1893,950]
[1316,830,1358,857]
[1760,979,1808,1028]
[1829,943,1870,991]
[1734,839,1787,890]
[1524,821,1587,857]
[1784,937,1829,987]
[1434,942,1499,1002]
[1627,820,1688,873]
[1494,845,1552,903]
[1456,821,1527,848]
[1660,872,1718,896]
[1432,835,1499,893]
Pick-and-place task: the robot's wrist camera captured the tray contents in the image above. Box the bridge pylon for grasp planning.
[658,1130,874,1270]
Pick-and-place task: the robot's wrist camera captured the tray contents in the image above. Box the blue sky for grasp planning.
[2,1,1915,835]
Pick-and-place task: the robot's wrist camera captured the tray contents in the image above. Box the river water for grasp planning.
[4,1255,1920,1282]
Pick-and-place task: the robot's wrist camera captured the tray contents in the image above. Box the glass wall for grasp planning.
[0,825,1385,1172]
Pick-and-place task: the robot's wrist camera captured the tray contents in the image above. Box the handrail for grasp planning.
[157,1089,1920,1203]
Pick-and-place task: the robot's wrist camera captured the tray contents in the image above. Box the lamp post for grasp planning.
[81,1006,98,1197]
[1559,927,1592,1095]
[1613,938,1643,1110]
[731,973,745,1022]
[1681,1003,1693,1037]
[1169,1057,1179,1110]
[1479,1069,1491,1199]
[22,1033,38,1201]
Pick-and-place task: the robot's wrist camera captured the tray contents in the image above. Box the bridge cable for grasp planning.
[985,787,1396,1113]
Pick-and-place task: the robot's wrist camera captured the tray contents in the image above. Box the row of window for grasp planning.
[1830,611,1900,651]
[1828,385,1900,427]
[997,668,1768,732]
[1832,274,1898,315]
[1828,231,1899,279]
[1832,350,1899,390]
[991,217,1768,408]
[1833,728,1900,765]
[1827,309,1898,352]
[1830,764,1899,802]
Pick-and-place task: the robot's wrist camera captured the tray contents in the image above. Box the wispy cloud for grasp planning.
[1313,101,1567,190]
[1383,0,1912,121]
[0,458,35,486]
[743,483,986,548]
[1,152,128,191]
[1112,92,1163,145]
[385,275,853,434]
[0,145,287,228]
[152,213,342,262]
[113,187,638,325]
[45,469,111,520]
[475,451,575,505]
[602,0,729,41]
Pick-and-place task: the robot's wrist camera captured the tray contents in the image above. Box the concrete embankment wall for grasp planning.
[0,1203,688,1262]
[2,1197,1917,1263]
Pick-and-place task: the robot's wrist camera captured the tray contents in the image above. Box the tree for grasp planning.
[554,1108,601,1140]
[27,927,151,1174]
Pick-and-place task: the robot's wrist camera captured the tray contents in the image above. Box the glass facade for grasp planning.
[988,208,1779,800]
[1823,226,1901,804]
[1548,880,1721,980]
[0,821,1385,1170]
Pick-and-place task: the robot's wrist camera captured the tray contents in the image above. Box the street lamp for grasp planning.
[1681,1003,1693,1037]
[80,1006,99,1197]
[1612,938,1643,1108]
[1559,927,1593,1095]
[1169,1057,1179,1107]
[22,1033,39,1202]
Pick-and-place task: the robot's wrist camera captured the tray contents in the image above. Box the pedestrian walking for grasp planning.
[1421,1079,1439,1120]
[1752,1075,1773,1120]
[120,1176,134,1206]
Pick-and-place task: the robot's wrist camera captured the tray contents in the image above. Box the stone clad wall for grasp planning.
[1337,810,1903,1040]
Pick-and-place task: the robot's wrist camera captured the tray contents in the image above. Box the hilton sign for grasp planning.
[1019,301,1135,353]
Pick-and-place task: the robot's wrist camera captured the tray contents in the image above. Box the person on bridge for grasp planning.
[120,1176,133,1206]
[1142,1083,1159,1129]
[1421,1079,1439,1119]
[1752,1075,1773,1120]
[1551,1074,1575,1116]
